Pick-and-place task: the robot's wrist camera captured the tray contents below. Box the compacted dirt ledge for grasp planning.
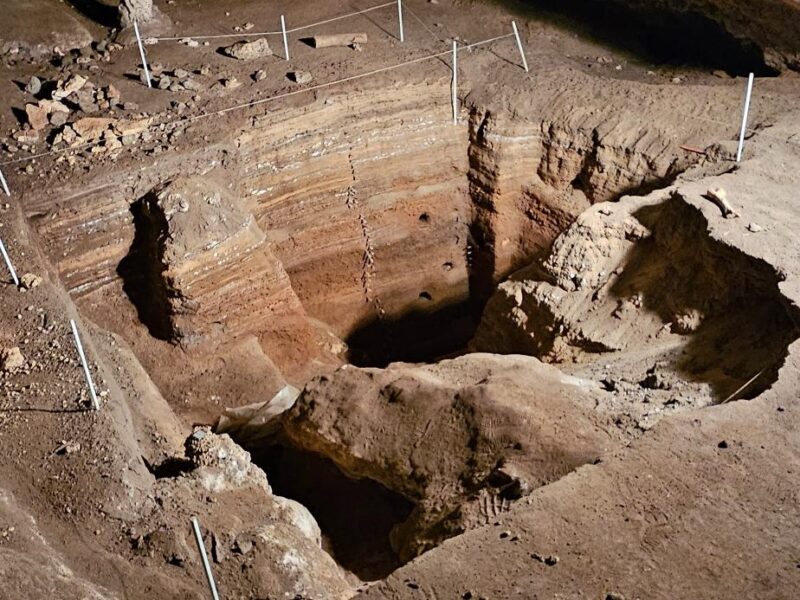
[1,1,800,599]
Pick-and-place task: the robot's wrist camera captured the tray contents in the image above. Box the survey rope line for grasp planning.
[151,1,397,41]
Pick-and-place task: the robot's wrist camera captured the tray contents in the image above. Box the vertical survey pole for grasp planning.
[736,72,754,163]
[511,21,528,72]
[133,20,152,88]
[451,40,458,125]
[0,237,19,287]
[191,517,221,600]
[281,15,290,61]
[0,166,10,196]
[70,319,100,411]
[397,0,405,42]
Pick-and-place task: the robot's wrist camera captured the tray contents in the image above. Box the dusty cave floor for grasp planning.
[1,1,800,599]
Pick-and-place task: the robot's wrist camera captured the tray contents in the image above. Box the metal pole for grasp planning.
[511,21,528,72]
[133,20,152,88]
[0,237,19,287]
[397,0,405,43]
[736,73,754,163]
[281,15,290,61]
[451,40,458,125]
[191,517,221,600]
[0,166,10,196]
[70,319,100,411]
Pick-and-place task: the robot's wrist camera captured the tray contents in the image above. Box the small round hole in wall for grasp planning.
[419,291,432,301]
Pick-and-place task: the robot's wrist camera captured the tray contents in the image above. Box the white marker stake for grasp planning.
[281,15,290,61]
[133,20,152,88]
[0,166,10,196]
[736,73,755,163]
[451,40,458,125]
[511,21,528,72]
[191,517,221,600]
[0,237,19,287]
[70,319,100,411]
[397,0,405,43]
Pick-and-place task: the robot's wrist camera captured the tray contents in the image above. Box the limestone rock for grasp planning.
[281,353,613,560]
[288,70,313,84]
[72,117,114,141]
[185,428,270,493]
[222,38,273,60]
[24,103,49,131]
[25,76,41,96]
[20,273,42,290]
[52,74,87,100]
[0,347,25,371]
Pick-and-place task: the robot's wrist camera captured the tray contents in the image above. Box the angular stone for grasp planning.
[222,38,273,60]
[0,347,25,371]
[25,103,49,131]
[288,70,313,84]
[25,76,42,95]
[52,74,87,100]
[113,117,152,137]
[20,273,42,290]
[72,117,114,140]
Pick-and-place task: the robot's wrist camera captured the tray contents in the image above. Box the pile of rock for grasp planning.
[143,64,207,92]
[14,73,139,146]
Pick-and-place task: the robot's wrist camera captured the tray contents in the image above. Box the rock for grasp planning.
[20,273,42,290]
[182,77,204,91]
[252,69,267,82]
[712,69,731,79]
[54,441,81,455]
[532,553,559,566]
[222,38,273,60]
[173,68,189,78]
[288,70,313,84]
[106,84,121,104]
[49,112,68,127]
[113,117,152,137]
[72,117,114,140]
[24,103,49,131]
[25,76,42,95]
[157,75,172,90]
[184,427,270,493]
[52,74,87,100]
[222,77,241,89]
[38,99,70,115]
[0,347,25,371]
[211,533,226,563]
[12,130,39,144]
[747,222,763,233]
[232,536,253,555]
[281,354,613,561]
[75,89,98,113]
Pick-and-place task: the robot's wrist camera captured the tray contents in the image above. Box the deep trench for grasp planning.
[249,443,414,581]
[105,7,796,582]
